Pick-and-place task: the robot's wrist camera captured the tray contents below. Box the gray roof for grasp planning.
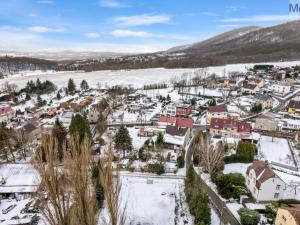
[166,125,188,136]
[255,94,272,101]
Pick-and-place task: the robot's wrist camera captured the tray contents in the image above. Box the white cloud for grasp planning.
[28,13,37,17]
[36,0,55,4]
[28,26,64,33]
[201,12,220,17]
[226,6,246,12]
[99,0,130,8]
[0,30,170,53]
[84,32,100,38]
[110,29,153,38]
[113,14,171,26]
[219,14,300,23]
[219,24,242,28]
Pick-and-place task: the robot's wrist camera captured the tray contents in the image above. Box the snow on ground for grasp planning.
[3,61,300,89]
[226,203,242,222]
[140,88,182,102]
[99,174,192,225]
[211,206,221,225]
[223,163,251,176]
[258,136,295,167]
[0,198,32,223]
[127,127,150,150]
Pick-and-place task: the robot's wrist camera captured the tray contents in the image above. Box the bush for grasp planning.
[193,155,200,165]
[224,141,256,164]
[177,155,185,168]
[238,208,260,225]
[154,164,165,175]
[185,166,211,225]
[138,147,147,162]
[213,173,248,199]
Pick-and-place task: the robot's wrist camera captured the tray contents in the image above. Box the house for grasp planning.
[241,83,259,94]
[157,116,193,129]
[288,99,300,116]
[126,93,140,102]
[246,161,286,202]
[26,106,44,118]
[19,117,43,138]
[176,103,192,117]
[60,111,74,125]
[157,116,177,126]
[255,113,278,131]
[0,163,40,199]
[209,117,251,138]
[254,94,273,109]
[206,104,228,124]
[275,205,300,225]
[269,84,291,96]
[281,119,300,131]
[0,104,14,123]
[164,125,190,151]
[160,103,176,117]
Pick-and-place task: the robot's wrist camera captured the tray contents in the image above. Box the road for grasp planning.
[185,125,241,225]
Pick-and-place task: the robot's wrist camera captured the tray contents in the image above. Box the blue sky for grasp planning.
[0,0,299,53]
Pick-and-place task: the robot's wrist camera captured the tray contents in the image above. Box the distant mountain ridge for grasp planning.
[2,20,300,72]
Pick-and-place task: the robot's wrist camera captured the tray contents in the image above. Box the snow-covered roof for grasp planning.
[0,164,40,193]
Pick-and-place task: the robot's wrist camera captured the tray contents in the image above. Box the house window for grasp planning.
[274,193,279,198]
[276,185,281,190]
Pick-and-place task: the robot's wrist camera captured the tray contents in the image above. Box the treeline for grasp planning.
[185,165,211,225]
[0,56,57,75]
[23,78,56,94]
[143,83,167,90]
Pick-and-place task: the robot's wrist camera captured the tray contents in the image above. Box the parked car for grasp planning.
[2,204,16,214]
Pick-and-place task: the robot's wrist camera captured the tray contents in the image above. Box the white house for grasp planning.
[60,111,74,125]
[269,84,291,96]
[160,103,176,117]
[281,119,300,131]
[246,161,286,202]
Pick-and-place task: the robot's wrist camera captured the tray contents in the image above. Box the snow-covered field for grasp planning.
[223,163,251,176]
[99,174,192,225]
[2,61,300,89]
[258,136,295,167]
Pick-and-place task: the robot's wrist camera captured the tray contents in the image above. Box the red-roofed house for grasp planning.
[157,116,177,126]
[209,117,251,138]
[157,116,193,129]
[176,104,192,117]
[0,104,14,123]
[176,117,193,129]
[246,161,286,202]
[207,104,228,124]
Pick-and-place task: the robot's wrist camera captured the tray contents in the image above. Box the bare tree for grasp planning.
[34,134,99,225]
[98,142,126,225]
[13,129,30,160]
[65,136,98,225]
[34,135,71,225]
[2,81,18,96]
[194,132,224,174]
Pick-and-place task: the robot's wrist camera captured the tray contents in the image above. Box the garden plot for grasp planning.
[258,136,295,167]
[223,163,251,176]
[140,88,182,102]
[99,174,192,225]
[108,103,162,123]
[127,127,153,150]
